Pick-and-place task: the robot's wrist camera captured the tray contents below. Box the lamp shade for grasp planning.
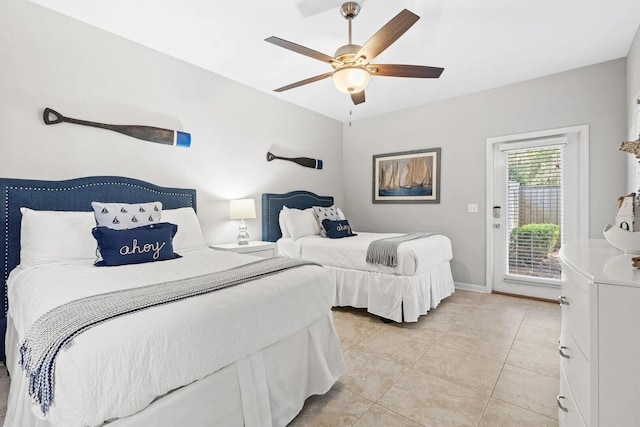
[229,198,256,220]
[332,66,371,94]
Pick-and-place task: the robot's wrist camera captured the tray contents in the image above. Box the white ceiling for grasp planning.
[30,0,640,122]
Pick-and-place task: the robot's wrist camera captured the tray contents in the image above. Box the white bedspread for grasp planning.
[277,232,453,275]
[6,248,334,427]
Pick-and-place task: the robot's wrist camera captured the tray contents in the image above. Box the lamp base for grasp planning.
[237,219,250,245]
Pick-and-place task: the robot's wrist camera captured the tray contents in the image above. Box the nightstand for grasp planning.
[209,241,277,258]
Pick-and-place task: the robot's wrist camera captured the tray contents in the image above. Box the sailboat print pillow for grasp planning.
[92,201,162,230]
[312,205,342,237]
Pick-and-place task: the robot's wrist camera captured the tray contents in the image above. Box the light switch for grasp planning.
[468,203,478,213]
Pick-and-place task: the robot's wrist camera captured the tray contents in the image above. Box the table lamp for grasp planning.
[229,198,256,245]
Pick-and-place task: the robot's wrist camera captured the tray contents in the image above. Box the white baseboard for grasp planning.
[454,282,488,293]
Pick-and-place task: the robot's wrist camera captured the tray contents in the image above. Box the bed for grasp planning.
[1,176,344,427]
[262,191,455,323]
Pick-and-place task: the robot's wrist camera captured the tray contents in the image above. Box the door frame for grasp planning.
[485,125,589,295]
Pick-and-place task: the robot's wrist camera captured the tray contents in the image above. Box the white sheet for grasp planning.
[5,313,344,427]
[329,261,455,322]
[6,248,336,427]
[277,232,453,275]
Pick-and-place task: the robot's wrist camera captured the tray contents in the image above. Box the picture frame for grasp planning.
[372,147,441,204]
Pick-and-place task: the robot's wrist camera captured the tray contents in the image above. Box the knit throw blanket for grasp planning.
[366,232,438,267]
[18,256,318,415]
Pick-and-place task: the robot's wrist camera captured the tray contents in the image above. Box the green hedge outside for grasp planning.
[509,224,560,265]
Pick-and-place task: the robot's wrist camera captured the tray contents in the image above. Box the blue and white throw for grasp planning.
[366,233,438,267]
[18,256,318,415]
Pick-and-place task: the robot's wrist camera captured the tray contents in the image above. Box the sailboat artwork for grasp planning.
[373,148,441,204]
[379,157,433,196]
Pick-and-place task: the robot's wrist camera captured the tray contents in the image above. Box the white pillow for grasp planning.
[279,210,291,239]
[282,206,321,240]
[20,208,97,268]
[161,207,207,251]
[92,201,162,230]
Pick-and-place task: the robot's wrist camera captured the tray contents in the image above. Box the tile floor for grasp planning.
[0,290,560,427]
[290,290,560,426]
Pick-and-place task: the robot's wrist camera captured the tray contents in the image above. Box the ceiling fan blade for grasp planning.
[265,36,338,65]
[274,72,333,92]
[371,64,444,78]
[355,9,420,64]
[351,91,366,105]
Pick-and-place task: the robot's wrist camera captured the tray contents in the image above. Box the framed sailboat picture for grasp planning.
[372,148,441,203]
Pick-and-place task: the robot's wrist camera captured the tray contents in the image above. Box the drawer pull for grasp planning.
[557,395,568,412]
[558,296,569,305]
[559,346,570,359]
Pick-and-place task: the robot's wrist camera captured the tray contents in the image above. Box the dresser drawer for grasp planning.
[559,368,587,427]
[560,261,590,355]
[560,330,590,425]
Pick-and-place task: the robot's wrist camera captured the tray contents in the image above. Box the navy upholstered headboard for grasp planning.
[0,176,197,361]
[262,191,333,242]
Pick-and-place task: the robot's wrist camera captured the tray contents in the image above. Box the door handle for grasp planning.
[493,223,501,229]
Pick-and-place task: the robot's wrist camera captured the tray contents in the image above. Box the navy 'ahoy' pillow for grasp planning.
[322,219,357,239]
[92,222,180,267]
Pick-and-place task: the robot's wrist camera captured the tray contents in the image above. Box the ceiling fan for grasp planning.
[265,1,444,106]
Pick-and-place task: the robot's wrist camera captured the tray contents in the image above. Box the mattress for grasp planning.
[277,232,453,275]
[6,248,335,427]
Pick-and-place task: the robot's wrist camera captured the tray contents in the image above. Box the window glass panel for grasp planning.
[506,146,562,280]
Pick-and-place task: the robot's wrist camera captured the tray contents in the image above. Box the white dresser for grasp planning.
[559,239,640,426]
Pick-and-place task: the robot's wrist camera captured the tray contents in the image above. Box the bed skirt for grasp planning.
[4,313,345,427]
[328,260,455,322]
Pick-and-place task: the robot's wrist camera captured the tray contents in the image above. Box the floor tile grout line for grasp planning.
[369,400,430,427]
[345,394,376,427]
[477,301,524,424]
[486,309,524,398]
[373,368,495,427]
[354,364,422,425]
[489,395,560,421]
[502,361,560,380]
[476,395,493,427]
[484,300,560,421]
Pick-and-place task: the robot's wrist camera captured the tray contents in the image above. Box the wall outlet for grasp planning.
[468,203,478,213]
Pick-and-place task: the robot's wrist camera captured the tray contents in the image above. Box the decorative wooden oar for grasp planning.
[43,108,191,147]
[266,151,323,170]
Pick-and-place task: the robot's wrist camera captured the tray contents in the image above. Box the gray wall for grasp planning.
[342,59,628,288]
[0,0,343,244]
[628,26,640,135]
[626,26,640,191]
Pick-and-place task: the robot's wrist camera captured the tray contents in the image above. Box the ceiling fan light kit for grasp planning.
[332,66,370,94]
[266,1,444,106]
